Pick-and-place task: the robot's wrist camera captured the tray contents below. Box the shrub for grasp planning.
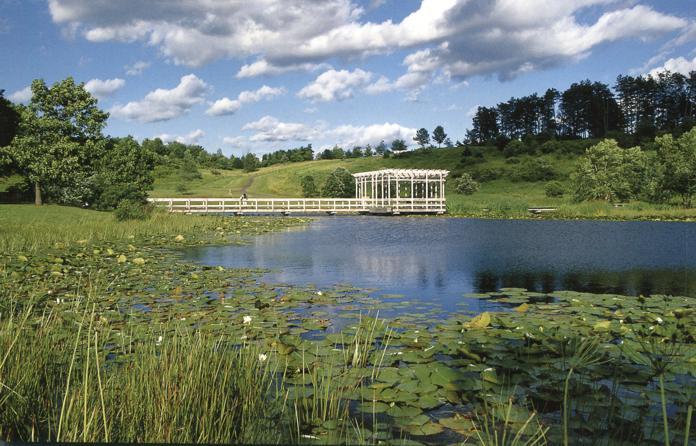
[455,173,480,195]
[179,167,202,181]
[544,181,565,197]
[301,175,319,198]
[472,167,503,182]
[322,168,355,198]
[505,157,521,164]
[512,158,556,182]
[114,199,151,221]
[94,183,148,210]
[503,140,534,158]
[211,169,221,176]
[540,140,563,154]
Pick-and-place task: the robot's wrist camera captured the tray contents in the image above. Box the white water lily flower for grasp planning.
[656,317,663,324]
[316,291,323,296]
[156,335,163,345]
[413,338,418,343]
[243,315,252,325]
[258,353,268,362]
[649,326,655,330]
[484,367,494,372]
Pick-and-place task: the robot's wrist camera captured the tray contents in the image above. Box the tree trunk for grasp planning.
[34,181,42,206]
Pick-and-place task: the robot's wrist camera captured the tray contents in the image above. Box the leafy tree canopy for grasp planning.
[322,167,355,198]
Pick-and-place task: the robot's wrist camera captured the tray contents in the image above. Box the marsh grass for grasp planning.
[0,204,228,253]
[290,315,392,444]
[0,298,291,443]
[473,396,549,446]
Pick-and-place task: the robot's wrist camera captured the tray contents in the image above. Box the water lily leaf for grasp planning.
[593,320,611,331]
[387,405,421,418]
[376,367,401,383]
[464,312,491,329]
[404,421,444,436]
[415,394,442,410]
[430,365,461,387]
[357,401,390,413]
[515,303,529,313]
[439,415,476,435]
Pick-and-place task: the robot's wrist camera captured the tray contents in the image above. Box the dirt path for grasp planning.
[230,175,254,196]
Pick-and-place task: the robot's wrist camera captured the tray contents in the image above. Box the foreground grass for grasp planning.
[0,204,265,253]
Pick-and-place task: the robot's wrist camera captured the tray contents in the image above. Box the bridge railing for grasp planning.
[148,197,446,214]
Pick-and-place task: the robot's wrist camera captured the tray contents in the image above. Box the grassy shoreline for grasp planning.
[1,205,694,444]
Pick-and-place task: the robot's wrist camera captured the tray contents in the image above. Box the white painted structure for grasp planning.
[353,169,449,213]
[149,169,449,215]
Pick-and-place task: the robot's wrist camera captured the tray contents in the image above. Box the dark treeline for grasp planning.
[260,144,314,166]
[466,71,696,146]
[141,138,243,170]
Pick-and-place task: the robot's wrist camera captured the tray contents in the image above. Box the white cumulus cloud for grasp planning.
[238,115,415,149]
[8,86,32,103]
[157,129,205,145]
[329,122,417,148]
[298,69,372,102]
[206,85,286,116]
[649,56,696,77]
[242,115,319,142]
[125,61,150,75]
[110,74,208,123]
[84,78,125,98]
[49,0,688,81]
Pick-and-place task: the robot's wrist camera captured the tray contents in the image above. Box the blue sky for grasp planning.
[1,0,695,156]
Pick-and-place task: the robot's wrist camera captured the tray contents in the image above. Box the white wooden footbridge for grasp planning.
[148,169,449,215]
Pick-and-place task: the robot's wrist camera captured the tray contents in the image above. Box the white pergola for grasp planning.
[353,169,449,213]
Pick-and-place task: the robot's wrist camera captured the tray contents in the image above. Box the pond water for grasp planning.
[184,217,696,313]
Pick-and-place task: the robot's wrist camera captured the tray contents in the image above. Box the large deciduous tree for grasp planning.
[571,139,648,203]
[654,128,696,207]
[93,136,155,209]
[321,167,355,198]
[0,90,20,176]
[0,90,19,149]
[1,78,108,205]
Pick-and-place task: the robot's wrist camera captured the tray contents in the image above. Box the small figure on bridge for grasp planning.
[240,193,248,203]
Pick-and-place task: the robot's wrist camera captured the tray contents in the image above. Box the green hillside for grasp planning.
[150,145,696,220]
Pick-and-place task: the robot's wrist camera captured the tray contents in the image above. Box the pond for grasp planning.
[184,217,696,313]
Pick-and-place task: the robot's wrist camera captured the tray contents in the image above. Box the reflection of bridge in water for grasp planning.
[149,169,450,215]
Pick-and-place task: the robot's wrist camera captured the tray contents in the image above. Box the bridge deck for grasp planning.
[148,198,446,214]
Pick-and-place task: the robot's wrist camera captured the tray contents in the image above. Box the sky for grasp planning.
[1,0,695,156]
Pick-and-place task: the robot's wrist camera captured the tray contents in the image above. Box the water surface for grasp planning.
[184,217,696,312]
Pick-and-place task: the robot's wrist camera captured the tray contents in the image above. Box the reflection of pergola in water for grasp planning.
[353,169,449,214]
